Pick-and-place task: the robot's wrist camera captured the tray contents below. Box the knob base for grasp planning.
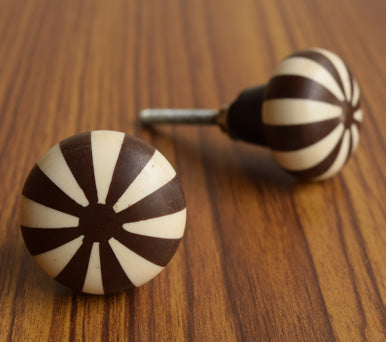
[226,85,267,146]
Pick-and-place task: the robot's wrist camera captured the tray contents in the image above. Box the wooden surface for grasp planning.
[0,0,385,341]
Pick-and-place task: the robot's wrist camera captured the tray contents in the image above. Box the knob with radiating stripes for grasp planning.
[20,130,186,294]
[140,48,362,181]
[262,48,362,180]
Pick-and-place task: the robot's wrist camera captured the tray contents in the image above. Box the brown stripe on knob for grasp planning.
[60,131,98,204]
[345,131,353,164]
[21,227,82,255]
[264,76,342,106]
[290,50,345,93]
[105,135,155,206]
[113,230,182,267]
[117,177,186,224]
[289,136,344,179]
[348,68,354,103]
[22,166,84,217]
[100,242,135,294]
[264,118,341,151]
[55,239,93,292]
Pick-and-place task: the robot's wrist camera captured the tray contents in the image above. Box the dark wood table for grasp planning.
[0,0,385,340]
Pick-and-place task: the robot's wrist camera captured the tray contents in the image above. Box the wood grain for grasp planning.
[0,0,385,341]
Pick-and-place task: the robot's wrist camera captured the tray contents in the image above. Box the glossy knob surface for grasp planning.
[262,48,362,180]
[20,130,186,294]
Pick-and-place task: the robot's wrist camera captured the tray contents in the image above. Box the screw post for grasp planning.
[140,108,221,125]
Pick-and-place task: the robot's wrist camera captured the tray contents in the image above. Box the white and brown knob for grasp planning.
[262,48,362,180]
[141,47,363,181]
[20,130,186,295]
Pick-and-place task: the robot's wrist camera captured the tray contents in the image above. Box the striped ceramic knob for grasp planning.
[262,48,362,180]
[20,130,186,295]
[140,47,362,181]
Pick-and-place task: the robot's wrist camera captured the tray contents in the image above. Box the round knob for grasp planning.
[20,130,186,294]
[262,48,362,180]
[140,47,362,181]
